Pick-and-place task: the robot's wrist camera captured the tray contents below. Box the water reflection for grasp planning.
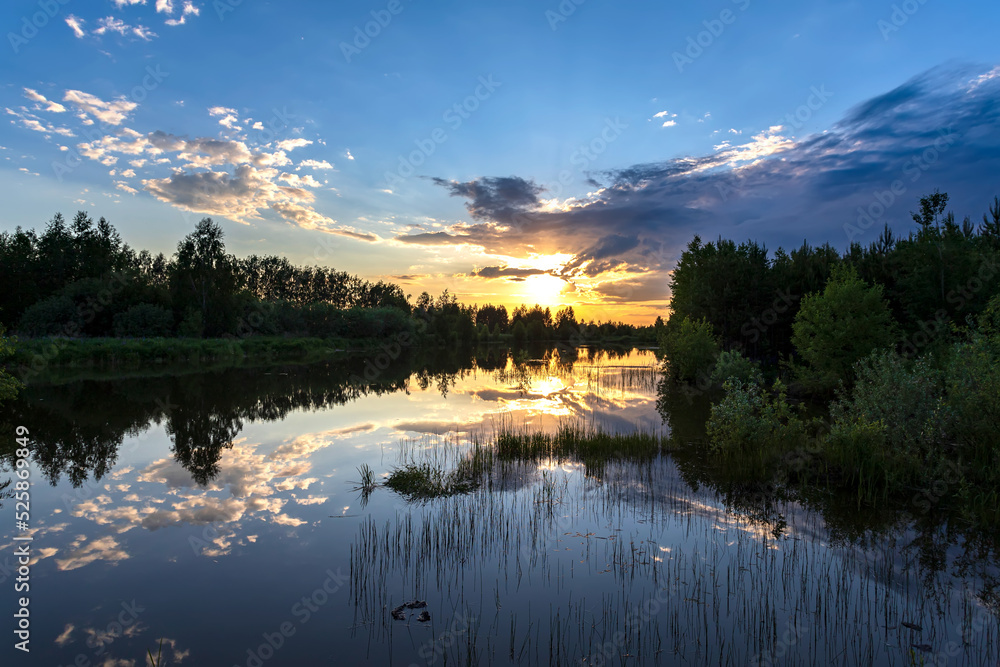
[0,345,996,665]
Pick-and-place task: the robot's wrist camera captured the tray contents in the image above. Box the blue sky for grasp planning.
[2,0,1000,321]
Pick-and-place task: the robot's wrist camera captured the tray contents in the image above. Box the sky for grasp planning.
[2,0,1000,323]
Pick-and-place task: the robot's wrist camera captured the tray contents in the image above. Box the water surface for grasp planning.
[0,346,996,665]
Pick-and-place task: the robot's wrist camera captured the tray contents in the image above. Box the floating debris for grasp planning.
[910,643,933,653]
[417,611,431,622]
[404,600,427,609]
[390,605,407,621]
[901,622,923,632]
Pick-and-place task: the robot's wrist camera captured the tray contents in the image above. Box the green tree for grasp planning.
[0,326,21,402]
[661,316,719,383]
[170,218,239,337]
[791,264,896,392]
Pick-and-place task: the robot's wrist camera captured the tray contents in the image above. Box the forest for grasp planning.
[0,212,652,350]
[660,191,1000,523]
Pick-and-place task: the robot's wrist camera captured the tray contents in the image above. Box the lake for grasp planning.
[1,345,997,666]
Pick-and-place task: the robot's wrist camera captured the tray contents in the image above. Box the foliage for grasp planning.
[113,303,174,338]
[17,294,79,337]
[710,349,763,386]
[706,379,808,471]
[660,316,719,383]
[791,264,896,393]
[0,326,21,402]
[823,351,949,496]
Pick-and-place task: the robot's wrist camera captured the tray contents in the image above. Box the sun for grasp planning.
[520,274,567,308]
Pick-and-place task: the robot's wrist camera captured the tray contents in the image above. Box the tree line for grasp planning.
[0,212,651,345]
[666,191,1000,367]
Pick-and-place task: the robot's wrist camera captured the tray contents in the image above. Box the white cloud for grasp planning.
[208,106,237,117]
[345,149,354,160]
[65,15,86,38]
[23,88,67,113]
[64,90,137,126]
[164,1,200,26]
[155,0,174,12]
[662,120,677,127]
[113,0,147,6]
[276,138,313,151]
[299,159,334,170]
[218,114,241,130]
[279,172,322,188]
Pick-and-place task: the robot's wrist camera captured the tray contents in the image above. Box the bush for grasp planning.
[824,351,950,495]
[17,294,80,337]
[707,379,808,457]
[113,303,174,337]
[511,321,527,346]
[710,349,762,386]
[791,264,896,393]
[661,316,719,383]
[0,326,21,402]
[177,309,204,338]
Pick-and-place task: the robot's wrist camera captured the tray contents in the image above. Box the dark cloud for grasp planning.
[397,64,1000,285]
[431,175,545,224]
[472,266,550,279]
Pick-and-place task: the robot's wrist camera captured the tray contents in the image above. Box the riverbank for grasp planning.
[2,334,654,382]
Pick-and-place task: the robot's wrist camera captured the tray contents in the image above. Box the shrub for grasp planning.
[707,379,808,458]
[661,316,719,383]
[177,309,204,338]
[791,264,896,393]
[824,351,950,495]
[710,349,763,386]
[17,294,80,337]
[113,303,174,337]
[511,321,527,346]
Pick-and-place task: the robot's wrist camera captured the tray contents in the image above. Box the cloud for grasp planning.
[6,107,75,137]
[472,266,550,280]
[55,535,129,571]
[65,15,86,38]
[208,106,237,117]
[164,1,200,26]
[24,88,66,113]
[662,120,677,128]
[276,138,313,151]
[64,90,137,125]
[395,63,1000,304]
[299,159,334,170]
[92,16,156,41]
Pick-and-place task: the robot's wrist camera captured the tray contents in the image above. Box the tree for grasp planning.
[791,265,896,393]
[0,326,21,402]
[661,316,719,383]
[170,218,239,337]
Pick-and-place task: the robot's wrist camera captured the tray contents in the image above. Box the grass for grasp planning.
[350,443,1000,666]
[384,462,479,500]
